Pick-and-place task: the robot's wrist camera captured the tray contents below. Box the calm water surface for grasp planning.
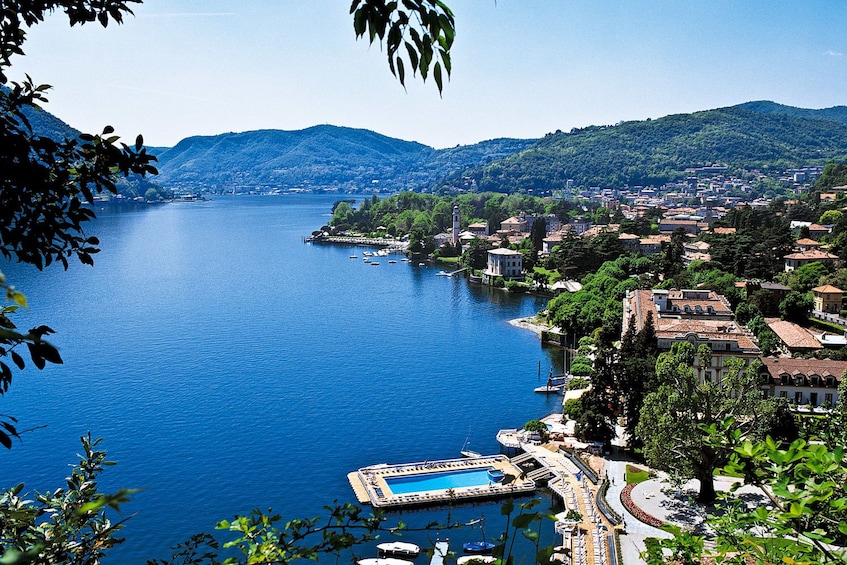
[0,195,566,563]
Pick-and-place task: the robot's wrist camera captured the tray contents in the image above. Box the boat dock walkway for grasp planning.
[509,443,613,565]
[430,539,449,565]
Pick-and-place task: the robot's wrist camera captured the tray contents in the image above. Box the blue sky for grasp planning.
[8,0,847,149]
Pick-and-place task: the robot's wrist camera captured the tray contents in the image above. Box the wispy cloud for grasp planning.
[824,50,844,57]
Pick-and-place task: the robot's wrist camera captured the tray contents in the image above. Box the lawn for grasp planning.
[626,465,650,485]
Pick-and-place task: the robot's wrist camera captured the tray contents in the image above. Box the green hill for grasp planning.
[156,125,433,191]
[155,125,534,192]
[737,100,847,124]
[472,105,847,191]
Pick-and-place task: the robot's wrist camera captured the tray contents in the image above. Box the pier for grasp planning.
[506,442,615,565]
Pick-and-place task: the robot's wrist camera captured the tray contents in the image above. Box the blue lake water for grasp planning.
[0,194,566,563]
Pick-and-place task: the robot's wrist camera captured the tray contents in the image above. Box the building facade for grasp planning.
[483,248,523,282]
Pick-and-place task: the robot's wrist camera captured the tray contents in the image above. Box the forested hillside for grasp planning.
[154,126,534,192]
[472,106,847,191]
[738,100,847,123]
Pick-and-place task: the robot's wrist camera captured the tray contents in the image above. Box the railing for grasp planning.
[595,478,622,526]
[558,447,599,484]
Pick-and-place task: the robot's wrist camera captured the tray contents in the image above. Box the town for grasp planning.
[316,160,847,565]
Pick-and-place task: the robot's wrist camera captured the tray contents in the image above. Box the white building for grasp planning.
[483,248,523,283]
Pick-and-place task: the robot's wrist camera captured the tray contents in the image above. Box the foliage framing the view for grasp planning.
[351,0,455,93]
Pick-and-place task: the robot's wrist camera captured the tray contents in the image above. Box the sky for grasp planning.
[8,0,847,149]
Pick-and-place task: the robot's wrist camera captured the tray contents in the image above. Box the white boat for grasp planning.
[533,384,564,394]
[457,556,497,564]
[461,432,482,458]
[349,255,358,259]
[377,541,421,558]
[388,260,397,264]
[358,558,415,565]
[371,261,380,266]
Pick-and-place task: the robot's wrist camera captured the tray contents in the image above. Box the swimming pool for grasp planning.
[385,468,496,495]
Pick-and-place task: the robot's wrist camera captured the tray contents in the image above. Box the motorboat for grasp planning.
[349,255,358,259]
[388,260,397,264]
[358,559,415,565]
[457,556,497,565]
[377,541,421,558]
[462,541,495,554]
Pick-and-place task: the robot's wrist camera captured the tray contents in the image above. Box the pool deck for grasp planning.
[348,455,535,508]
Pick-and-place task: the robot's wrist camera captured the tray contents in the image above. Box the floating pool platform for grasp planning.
[348,455,535,508]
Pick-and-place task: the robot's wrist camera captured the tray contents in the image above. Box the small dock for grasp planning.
[430,539,449,565]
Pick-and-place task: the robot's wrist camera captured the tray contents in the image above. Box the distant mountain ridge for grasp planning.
[737,100,847,124]
[471,104,847,191]
[154,125,534,191]
[25,99,847,193]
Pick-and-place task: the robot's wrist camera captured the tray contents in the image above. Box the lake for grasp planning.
[0,194,566,563]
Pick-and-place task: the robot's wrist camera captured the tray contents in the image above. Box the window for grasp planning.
[779,390,788,398]
[826,393,834,405]
[795,391,803,404]
[810,393,818,406]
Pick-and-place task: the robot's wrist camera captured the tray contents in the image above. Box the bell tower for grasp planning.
[452,205,461,245]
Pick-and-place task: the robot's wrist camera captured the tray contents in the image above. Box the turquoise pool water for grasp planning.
[386,468,496,494]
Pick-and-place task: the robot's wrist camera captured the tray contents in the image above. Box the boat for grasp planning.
[533,384,564,394]
[349,255,358,259]
[358,558,415,565]
[462,541,495,555]
[370,262,380,266]
[461,430,482,459]
[457,557,497,565]
[436,271,450,276]
[463,517,493,555]
[377,541,421,558]
[388,260,397,264]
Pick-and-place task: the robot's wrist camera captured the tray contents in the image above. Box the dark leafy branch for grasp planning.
[350,0,455,93]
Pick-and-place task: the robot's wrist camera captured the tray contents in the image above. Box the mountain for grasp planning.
[156,125,432,191]
[155,125,535,192]
[737,100,847,124]
[472,104,847,191]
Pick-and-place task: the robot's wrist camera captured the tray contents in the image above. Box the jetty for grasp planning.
[430,540,449,565]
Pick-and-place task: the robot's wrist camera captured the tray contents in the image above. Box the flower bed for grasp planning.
[620,483,664,528]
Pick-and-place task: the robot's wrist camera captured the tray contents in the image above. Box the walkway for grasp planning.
[519,444,615,565]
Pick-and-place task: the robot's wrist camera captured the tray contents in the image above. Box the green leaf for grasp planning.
[433,61,443,93]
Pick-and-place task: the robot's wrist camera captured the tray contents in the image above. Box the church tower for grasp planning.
[452,205,461,245]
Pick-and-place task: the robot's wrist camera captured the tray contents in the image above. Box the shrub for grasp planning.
[568,377,589,390]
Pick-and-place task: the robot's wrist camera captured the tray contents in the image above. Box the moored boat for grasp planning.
[462,541,495,554]
[377,541,421,558]
[457,556,497,565]
[359,558,415,565]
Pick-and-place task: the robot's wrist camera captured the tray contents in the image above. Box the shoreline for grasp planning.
[508,316,551,338]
